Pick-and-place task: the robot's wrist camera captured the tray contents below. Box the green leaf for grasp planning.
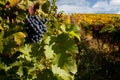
[51,64,74,80]
[10,60,22,67]
[3,35,16,54]
[37,69,57,80]
[7,66,19,74]
[0,62,10,71]
[52,33,75,53]
[44,36,51,45]
[44,45,55,60]
[17,66,23,77]
[100,24,114,33]
[19,44,31,55]
[63,57,77,74]
[19,44,32,61]
[66,24,80,32]
[52,53,61,66]
[69,31,80,41]
[41,1,50,13]
[30,43,44,59]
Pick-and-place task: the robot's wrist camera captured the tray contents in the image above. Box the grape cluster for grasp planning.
[25,15,47,43]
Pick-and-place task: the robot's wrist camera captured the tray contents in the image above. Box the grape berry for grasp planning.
[25,15,47,43]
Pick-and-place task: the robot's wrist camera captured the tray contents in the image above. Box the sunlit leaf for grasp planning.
[19,44,31,55]
[9,0,21,7]
[0,25,4,53]
[18,44,33,61]
[51,64,74,80]
[63,57,77,74]
[17,66,23,77]
[13,32,26,46]
[44,45,55,60]
[0,62,10,71]
[60,24,66,32]
[66,24,80,32]
[0,24,3,30]
[69,31,80,41]
[44,36,51,45]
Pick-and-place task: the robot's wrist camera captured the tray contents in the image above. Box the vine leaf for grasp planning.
[60,24,66,32]
[52,33,75,53]
[17,66,23,77]
[19,44,31,53]
[0,62,9,71]
[44,36,51,45]
[66,24,79,32]
[63,57,77,74]
[9,0,21,7]
[41,1,50,13]
[19,44,32,57]
[19,44,32,61]
[69,31,80,41]
[0,24,3,30]
[0,25,4,53]
[100,24,114,33]
[51,64,74,80]
[13,32,26,46]
[44,45,55,60]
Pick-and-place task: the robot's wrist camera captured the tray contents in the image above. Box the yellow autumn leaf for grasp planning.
[13,32,26,45]
[0,24,3,30]
[9,0,21,7]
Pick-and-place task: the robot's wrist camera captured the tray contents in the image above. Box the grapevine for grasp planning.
[0,0,80,80]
